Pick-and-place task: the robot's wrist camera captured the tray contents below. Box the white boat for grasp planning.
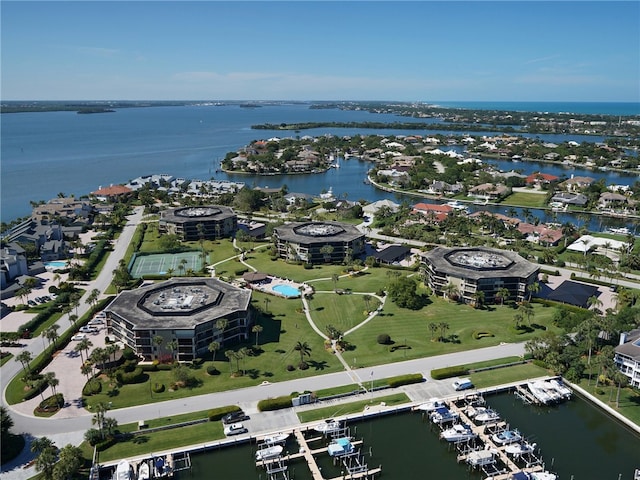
[114,460,131,480]
[527,381,556,405]
[416,398,445,412]
[491,429,522,446]
[446,200,469,212]
[262,432,290,445]
[474,407,500,424]
[509,471,557,480]
[314,419,341,434]
[608,227,630,235]
[466,449,496,467]
[327,437,354,457]
[137,462,149,480]
[429,406,459,424]
[440,423,477,442]
[255,445,284,461]
[153,457,171,478]
[505,441,536,458]
[547,378,572,400]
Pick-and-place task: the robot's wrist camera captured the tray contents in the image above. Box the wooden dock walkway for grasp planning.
[294,429,324,480]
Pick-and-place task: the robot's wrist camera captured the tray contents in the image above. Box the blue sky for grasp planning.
[2,1,639,102]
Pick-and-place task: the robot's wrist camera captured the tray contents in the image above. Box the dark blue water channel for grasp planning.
[176,392,639,480]
[2,104,638,225]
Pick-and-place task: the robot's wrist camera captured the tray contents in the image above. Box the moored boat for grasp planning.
[255,445,284,461]
[314,419,341,434]
[440,423,477,442]
[466,449,496,467]
[429,406,459,424]
[137,462,149,480]
[327,437,354,457]
[114,460,131,480]
[505,441,536,458]
[475,407,501,424]
[416,398,445,412]
[509,471,557,480]
[491,429,522,446]
[262,432,290,445]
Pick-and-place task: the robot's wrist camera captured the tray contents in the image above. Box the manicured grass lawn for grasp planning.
[500,192,548,208]
[0,353,14,367]
[340,297,560,368]
[470,363,549,388]
[297,393,410,423]
[309,293,371,334]
[575,374,640,426]
[96,421,225,463]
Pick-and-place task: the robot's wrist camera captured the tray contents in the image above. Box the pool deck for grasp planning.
[247,275,310,299]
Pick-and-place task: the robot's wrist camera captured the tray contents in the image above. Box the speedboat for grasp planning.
[137,462,149,480]
[509,471,557,480]
[466,449,496,467]
[527,381,556,405]
[327,437,354,457]
[547,378,572,400]
[255,445,284,461]
[114,460,131,480]
[474,407,500,424]
[429,406,459,424]
[314,419,341,434]
[416,398,445,412]
[492,429,522,446]
[262,432,289,445]
[440,423,477,442]
[505,441,536,458]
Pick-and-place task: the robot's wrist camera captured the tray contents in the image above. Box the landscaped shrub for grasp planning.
[207,405,242,421]
[257,395,293,412]
[82,379,102,396]
[472,331,495,340]
[157,363,173,371]
[39,393,64,410]
[377,333,391,345]
[303,263,313,269]
[122,347,137,361]
[192,357,204,366]
[116,367,145,385]
[235,268,248,276]
[152,383,165,393]
[386,373,424,388]
[431,365,469,380]
[286,364,295,371]
[95,436,117,452]
[298,362,309,370]
[206,365,220,375]
[140,363,158,372]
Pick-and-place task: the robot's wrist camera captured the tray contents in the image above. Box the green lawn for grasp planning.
[470,363,549,388]
[500,192,548,208]
[297,393,410,423]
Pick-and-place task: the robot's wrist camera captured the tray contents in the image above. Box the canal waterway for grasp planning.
[1,104,638,227]
[176,392,640,480]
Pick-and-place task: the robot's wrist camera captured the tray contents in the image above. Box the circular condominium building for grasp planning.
[159,205,237,241]
[421,246,539,304]
[273,221,365,264]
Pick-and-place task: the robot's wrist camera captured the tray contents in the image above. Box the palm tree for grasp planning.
[216,318,228,342]
[587,295,604,314]
[43,372,59,398]
[75,338,93,363]
[513,312,524,329]
[166,339,178,362]
[331,273,339,290]
[320,244,334,262]
[252,325,263,347]
[294,341,312,365]
[152,335,164,358]
[45,325,60,349]
[437,322,450,342]
[363,294,372,312]
[526,281,540,301]
[518,301,535,325]
[80,363,93,382]
[31,436,57,480]
[442,282,458,302]
[15,350,33,377]
[428,322,438,341]
[495,287,510,305]
[208,341,220,360]
[224,350,236,374]
[472,290,485,309]
[68,314,78,327]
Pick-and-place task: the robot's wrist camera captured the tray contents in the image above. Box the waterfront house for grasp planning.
[412,203,453,223]
[560,175,595,192]
[91,184,133,202]
[516,223,563,246]
[525,173,559,187]
[614,329,640,389]
[550,192,588,206]
[598,192,629,210]
[468,183,509,200]
[362,199,400,216]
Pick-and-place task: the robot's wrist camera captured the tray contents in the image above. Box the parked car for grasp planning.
[453,378,474,391]
[88,318,105,325]
[223,423,247,436]
[27,300,37,307]
[80,326,98,334]
[71,333,87,341]
[222,410,249,425]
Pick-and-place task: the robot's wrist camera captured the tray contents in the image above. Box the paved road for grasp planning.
[1,207,145,431]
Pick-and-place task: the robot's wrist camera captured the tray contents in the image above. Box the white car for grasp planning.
[88,318,104,325]
[80,326,98,334]
[223,423,247,436]
[71,333,87,341]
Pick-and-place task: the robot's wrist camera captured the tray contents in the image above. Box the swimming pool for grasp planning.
[271,284,301,298]
[45,261,68,270]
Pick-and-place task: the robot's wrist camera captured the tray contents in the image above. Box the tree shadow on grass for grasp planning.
[307,360,328,371]
[132,436,149,444]
[443,334,461,344]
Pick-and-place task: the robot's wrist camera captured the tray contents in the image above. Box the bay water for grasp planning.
[2,103,639,224]
[177,392,640,480]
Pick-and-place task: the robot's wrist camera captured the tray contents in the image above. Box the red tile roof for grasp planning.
[92,185,132,196]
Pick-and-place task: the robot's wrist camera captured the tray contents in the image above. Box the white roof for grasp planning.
[567,235,628,253]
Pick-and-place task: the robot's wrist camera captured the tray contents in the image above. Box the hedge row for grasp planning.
[207,405,242,421]
[430,365,469,380]
[386,373,424,388]
[257,395,293,412]
[116,367,145,385]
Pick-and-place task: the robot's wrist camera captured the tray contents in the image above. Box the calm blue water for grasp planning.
[432,101,640,116]
[272,284,302,298]
[1,103,637,223]
[176,391,640,480]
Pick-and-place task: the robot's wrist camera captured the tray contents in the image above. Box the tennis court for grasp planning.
[130,252,203,278]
